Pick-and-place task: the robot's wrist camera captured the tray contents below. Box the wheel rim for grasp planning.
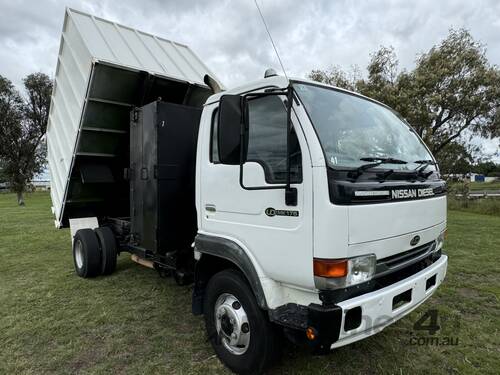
[74,239,84,269]
[214,293,250,355]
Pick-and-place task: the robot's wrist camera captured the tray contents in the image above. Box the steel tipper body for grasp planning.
[47,8,220,228]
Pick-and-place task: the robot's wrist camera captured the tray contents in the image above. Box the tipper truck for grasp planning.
[47,8,448,374]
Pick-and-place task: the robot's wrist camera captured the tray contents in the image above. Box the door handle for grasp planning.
[205,204,216,213]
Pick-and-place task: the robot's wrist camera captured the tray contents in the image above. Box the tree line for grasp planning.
[309,29,499,175]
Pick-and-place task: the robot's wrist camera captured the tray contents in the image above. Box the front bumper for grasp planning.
[270,254,448,350]
[331,253,447,348]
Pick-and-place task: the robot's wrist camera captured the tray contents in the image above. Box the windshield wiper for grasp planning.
[414,159,436,178]
[351,157,407,180]
[360,157,408,164]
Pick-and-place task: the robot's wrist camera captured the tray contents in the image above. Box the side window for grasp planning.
[210,108,220,163]
[247,96,302,184]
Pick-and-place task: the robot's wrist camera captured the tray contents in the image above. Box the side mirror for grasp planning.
[218,95,243,165]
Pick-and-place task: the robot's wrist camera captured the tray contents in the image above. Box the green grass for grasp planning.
[447,197,500,216]
[449,181,500,192]
[468,181,500,191]
[1,192,499,374]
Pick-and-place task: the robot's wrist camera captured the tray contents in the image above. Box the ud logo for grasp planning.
[265,208,276,217]
[265,207,299,217]
[410,235,421,246]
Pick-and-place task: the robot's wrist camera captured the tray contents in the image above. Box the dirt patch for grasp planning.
[456,287,481,299]
[69,345,106,373]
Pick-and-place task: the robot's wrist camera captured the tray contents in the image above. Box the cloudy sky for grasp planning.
[0,0,498,159]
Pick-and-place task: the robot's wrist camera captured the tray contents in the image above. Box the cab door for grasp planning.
[199,94,314,289]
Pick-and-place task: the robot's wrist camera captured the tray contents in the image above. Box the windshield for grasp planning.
[293,83,434,170]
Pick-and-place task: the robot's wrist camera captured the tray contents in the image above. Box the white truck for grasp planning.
[48,8,448,374]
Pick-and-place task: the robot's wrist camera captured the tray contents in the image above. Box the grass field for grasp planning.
[1,192,499,374]
[447,180,500,216]
[448,181,500,193]
[468,181,500,191]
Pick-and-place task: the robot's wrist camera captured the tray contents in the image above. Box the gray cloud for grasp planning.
[0,0,498,159]
[1,0,499,86]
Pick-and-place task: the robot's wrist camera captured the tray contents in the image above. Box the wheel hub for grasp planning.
[220,314,234,336]
[74,240,83,269]
[214,293,250,355]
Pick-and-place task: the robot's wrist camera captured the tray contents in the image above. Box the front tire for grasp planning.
[73,229,101,278]
[204,269,281,374]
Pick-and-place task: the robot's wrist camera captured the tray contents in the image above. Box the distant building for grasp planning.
[0,169,51,192]
[31,180,51,190]
[470,173,485,182]
[469,173,499,183]
[32,169,51,191]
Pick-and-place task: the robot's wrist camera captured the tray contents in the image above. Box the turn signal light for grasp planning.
[313,258,348,278]
[306,327,317,341]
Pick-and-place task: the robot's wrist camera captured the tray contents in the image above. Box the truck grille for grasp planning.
[376,241,436,278]
[319,249,442,305]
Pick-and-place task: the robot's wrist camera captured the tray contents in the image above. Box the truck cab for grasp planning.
[192,74,448,372]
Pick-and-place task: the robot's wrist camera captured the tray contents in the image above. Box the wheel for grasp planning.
[73,229,101,278]
[94,227,117,275]
[204,269,281,374]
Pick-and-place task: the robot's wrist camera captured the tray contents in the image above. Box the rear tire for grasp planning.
[204,269,281,374]
[73,229,101,278]
[94,227,117,275]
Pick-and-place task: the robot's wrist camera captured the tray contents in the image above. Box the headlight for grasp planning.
[435,230,446,251]
[313,254,376,290]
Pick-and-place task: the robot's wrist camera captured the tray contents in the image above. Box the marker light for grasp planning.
[314,254,376,290]
[435,230,446,251]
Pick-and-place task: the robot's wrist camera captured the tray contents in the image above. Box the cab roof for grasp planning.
[204,74,385,109]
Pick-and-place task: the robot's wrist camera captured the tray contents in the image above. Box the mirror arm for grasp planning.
[285,86,298,206]
[238,95,286,191]
[237,86,299,203]
[285,88,291,189]
[239,94,246,164]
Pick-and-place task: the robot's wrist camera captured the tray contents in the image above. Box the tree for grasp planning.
[435,142,473,176]
[0,73,52,205]
[309,65,359,92]
[0,158,8,183]
[473,161,500,176]
[308,29,500,171]
[406,30,500,153]
[356,46,401,110]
